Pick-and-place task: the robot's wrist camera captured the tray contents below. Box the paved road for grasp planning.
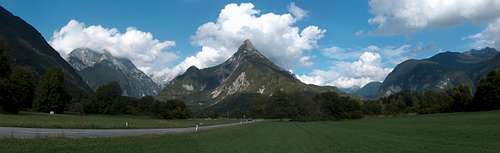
[0,120,257,139]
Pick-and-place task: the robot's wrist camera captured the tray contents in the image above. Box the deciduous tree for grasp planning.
[33,68,70,113]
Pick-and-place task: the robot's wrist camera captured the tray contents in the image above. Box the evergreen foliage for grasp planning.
[472,69,500,111]
[33,68,70,113]
[0,46,35,114]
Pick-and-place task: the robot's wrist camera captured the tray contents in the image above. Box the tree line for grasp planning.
[75,81,190,119]
[363,69,500,116]
[200,91,363,121]
[202,69,500,121]
[0,47,189,119]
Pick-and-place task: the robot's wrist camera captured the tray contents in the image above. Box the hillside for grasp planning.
[0,6,91,95]
[380,47,500,96]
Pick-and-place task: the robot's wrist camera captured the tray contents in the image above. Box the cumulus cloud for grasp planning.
[354,30,365,37]
[154,2,324,84]
[49,20,178,74]
[299,56,313,66]
[297,52,392,89]
[288,2,308,20]
[365,45,414,65]
[299,43,434,89]
[368,0,500,35]
[322,46,359,61]
[323,44,423,65]
[467,18,500,50]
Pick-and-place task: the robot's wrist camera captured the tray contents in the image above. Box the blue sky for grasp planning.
[1,0,498,88]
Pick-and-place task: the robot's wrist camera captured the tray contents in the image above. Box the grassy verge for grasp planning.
[0,112,238,129]
[1,111,500,153]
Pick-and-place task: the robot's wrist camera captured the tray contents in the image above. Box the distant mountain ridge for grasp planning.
[380,47,500,96]
[159,40,337,110]
[353,81,382,99]
[68,48,159,97]
[0,6,91,95]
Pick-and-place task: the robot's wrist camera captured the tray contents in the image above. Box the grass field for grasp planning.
[0,112,238,129]
[1,111,500,153]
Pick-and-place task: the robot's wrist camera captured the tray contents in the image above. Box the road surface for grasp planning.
[0,120,257,139]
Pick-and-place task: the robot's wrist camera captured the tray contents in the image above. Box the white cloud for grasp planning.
[368,0,500,35]
[354,30,365,37]
[368,45,414,65]
[154,3,325,84]
[298,52,392,89]
[300,43,434,89]
[299,56,313,66]
[467,18,500,50]
[322,44,423,65]
[49,20,178,75]
[288,2,308,20]
[322,46,359,61]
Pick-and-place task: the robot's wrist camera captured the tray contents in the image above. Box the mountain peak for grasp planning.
[227,39,289,73]
[236,39,261,56]
[67,48,159,97]
[223,39,284,72]
[186,65,200,72]
[464,47,498,59]
[159,39,336,110]
[68,48,137,71]
[69,48,110,70]
[242,39,254,49]
[0,6,14,18]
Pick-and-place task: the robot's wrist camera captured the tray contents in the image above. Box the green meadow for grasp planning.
[2,111,500,153]
[0,112,237,129]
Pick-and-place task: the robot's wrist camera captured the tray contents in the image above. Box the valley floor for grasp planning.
[0,112,238,129]
[1,111,500,153]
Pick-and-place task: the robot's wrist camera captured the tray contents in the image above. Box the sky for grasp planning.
[1,0,500,89]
